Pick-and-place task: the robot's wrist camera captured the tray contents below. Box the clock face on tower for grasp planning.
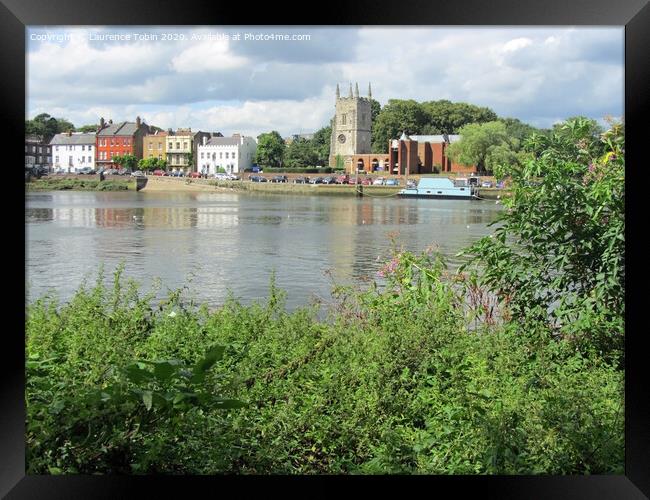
[338,134,346,144]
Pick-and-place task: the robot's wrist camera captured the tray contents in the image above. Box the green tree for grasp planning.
[371,99,428,153]
[421,100,498,134]
[447,121,518,174]
[138,157,160,172]
[77,124,100,133]
[498,117,546,144]
[459,118,625,363]
[284,138,319,168]
[113,154,139,172]
[255,131,285,168]
[311,126,332,165]
[26,113,75,141]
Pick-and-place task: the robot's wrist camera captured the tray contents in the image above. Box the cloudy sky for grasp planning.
[26,26,623,137]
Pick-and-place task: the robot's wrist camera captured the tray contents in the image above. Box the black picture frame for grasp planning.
[5,0,648,497]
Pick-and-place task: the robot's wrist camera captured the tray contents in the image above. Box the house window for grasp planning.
[158,142,162,150]
[88,156,92,163]
[148,143,152,150]
[220,152,223,159]
[111,139,115,146]
[55,156,59,163]
[232,152,236,159]
[201,152,204,159]
[184,142,188,149]
[81,145,85,151]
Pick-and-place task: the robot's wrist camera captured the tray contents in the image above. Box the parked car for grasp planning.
[171,170,184,177]
[361,177,373,186]
[78,167,95,175]
[310,177,324,184]
[372,177,386,185]
[153,169,167,176]
[481,180,493,188]
[384,178,400,186]
[293,176,310,184]
[131,170,144,177]
[322,176,336,184]
[271,175,288,183]
[189,172,202,178]
[336,174,350,184]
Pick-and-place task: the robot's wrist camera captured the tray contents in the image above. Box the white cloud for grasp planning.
[502,37,532,52]
[26,26,624,132]
[170,40,248,73]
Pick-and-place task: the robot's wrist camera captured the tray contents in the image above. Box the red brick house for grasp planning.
[96,116,150,169]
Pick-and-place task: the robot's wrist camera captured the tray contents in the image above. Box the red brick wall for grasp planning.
[96,135,135,166]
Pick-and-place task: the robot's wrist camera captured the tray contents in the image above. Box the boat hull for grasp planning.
[398,193,477,200]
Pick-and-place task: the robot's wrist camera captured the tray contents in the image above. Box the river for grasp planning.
[26,190,503,310]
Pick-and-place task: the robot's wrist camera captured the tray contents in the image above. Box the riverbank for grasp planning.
[141,176,512,199]
[26,177,136,191]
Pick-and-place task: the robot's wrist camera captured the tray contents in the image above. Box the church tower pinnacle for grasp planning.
[368,82,372,100]
[336,83,340,99]
[354,82,359,98]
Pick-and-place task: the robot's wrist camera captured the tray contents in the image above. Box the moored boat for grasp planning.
[398,176,477,199]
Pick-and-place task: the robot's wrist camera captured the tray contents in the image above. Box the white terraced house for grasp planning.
[50,132,96,172]
[197,134,257,175]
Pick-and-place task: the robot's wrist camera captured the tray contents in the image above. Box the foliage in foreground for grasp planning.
[26,256,623,474]
[26,118,624,474]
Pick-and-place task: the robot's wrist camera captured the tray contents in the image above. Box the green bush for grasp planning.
[26,249,623,474]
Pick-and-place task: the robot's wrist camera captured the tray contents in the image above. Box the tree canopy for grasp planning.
[26,113,75,141]
[255,131,285,168]
[446,121,524,176]
[371,99,500,153]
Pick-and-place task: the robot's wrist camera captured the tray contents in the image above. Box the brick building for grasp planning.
[346,133,476,176]
[25,135,52,170]
[96,116,150,169]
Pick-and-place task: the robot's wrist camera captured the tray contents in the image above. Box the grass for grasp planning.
[26,178,135,191]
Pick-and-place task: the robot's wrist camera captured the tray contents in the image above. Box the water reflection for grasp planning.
[26,191,502,309]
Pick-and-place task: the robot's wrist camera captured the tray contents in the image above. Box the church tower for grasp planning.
[329,82,372,168]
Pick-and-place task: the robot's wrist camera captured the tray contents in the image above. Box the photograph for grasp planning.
[22,24,628,477]
[2,0,644,492]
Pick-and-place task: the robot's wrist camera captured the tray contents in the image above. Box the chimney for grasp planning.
[202,136,207,146]
[100,117,105,128]
[136,116,141,128]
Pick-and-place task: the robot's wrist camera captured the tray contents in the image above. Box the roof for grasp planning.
[202,137,242,146]
[408,134,461,143]
[49,132,96,145]
[97,122,141,136]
